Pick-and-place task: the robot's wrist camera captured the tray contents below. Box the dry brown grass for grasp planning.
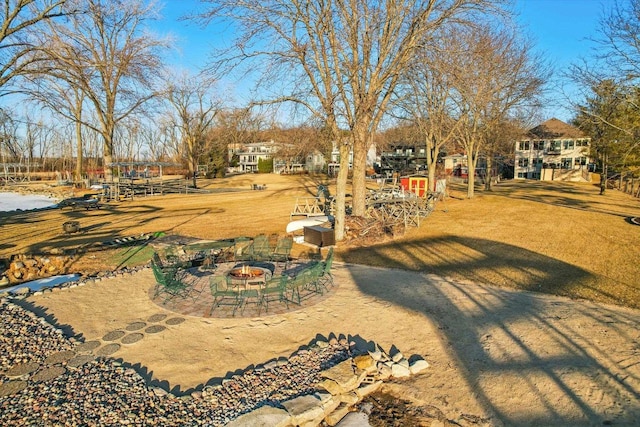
[2,175,639,309]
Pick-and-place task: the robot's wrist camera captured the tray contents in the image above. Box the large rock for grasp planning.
[225,405,291,427]
[321,360,359,392]
[281,394,325,425]
[409,359,430,375]
[335,411,372,427]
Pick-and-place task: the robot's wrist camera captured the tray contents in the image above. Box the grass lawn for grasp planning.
[2,174,639,309]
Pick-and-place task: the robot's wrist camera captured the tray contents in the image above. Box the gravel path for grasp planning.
[0,299,351,426]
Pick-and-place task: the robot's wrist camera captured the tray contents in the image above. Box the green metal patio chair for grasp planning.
[209,276,242,316]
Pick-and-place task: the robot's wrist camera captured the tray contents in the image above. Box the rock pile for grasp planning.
[3,254,74,284]
[228,341,429,426]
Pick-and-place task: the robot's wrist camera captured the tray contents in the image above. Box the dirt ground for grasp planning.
[3,175,640,425]
[22,261,640,426]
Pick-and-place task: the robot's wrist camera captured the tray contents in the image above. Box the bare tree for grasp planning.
[32,0,167,181]
[199,0,503,240]
[568,0,640,185]
[450,23,547,198]
[395,25,462,190]
[163,71,221,188]
[214,107,265,169]
[24,72,88,181]
[0,0,69,94]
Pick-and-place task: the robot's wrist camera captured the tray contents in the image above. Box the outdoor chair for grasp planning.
[151,259,200,303]
[233,237,255,262]
[238,287,262,315]
[209,276,242,316]
[317,247,335,289]
[302,262,326,295]
[260,274,290,312]
[252,234,272,261]
[286,265,319,304]
[162,245,192,269]
[270,235,293,268]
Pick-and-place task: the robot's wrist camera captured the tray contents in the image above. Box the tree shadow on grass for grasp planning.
[490,181,640,219]
[341,236,640,425]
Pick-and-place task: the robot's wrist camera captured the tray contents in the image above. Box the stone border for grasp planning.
[3,264,148,297]
[223,338,429,426]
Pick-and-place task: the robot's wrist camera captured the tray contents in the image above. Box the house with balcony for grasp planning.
[231,141,278,173]
[515,118,593,182]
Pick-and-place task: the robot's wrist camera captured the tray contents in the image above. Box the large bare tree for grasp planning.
[0,0,68,94]
[199,0,502,240]
[164,71,221,188]
[395,25,462,191]
[450,23,547,198]
[32,0,166,181]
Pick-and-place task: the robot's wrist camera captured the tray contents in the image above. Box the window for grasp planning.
[533,141,544,150]
[532,158,543,166]
[549,140,561,152]
[563,140,575,150]
[577,156,587,165]
[518,172,526,178]
[518,141,530,151]
[518,158,529,167]
[576,139,590,147]
[561,158,572,169]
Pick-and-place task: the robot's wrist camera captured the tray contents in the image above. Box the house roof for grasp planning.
[527,118,587,139]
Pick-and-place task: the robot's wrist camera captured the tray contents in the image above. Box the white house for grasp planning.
[515,118,592,182]
[232,141,278,173]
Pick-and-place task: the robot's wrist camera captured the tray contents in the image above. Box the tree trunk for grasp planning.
[350,128,369,217]
[334,143,351,241]
[484,155,493,191]
[600,151,607,195]
[103,131,114,183]
[75,120,83,184]
[426,134,438,191]
[467,154,477,199]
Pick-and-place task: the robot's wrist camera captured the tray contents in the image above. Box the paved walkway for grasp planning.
[148,261,335,318]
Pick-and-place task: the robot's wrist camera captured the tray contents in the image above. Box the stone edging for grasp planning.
[225,339,429,427]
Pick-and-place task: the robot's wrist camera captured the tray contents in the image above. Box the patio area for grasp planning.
[148,235,336,318]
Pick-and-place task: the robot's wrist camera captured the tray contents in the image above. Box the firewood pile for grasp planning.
[3,254,73,284]
[342,215,402,245]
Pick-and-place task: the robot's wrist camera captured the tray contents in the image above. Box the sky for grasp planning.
[153,0,609,124]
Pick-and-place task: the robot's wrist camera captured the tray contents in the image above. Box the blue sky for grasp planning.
[155,0,608,123]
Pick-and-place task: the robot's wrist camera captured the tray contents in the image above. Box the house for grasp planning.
[443,154,492,179]
[327,141,377,176]
[515,118,593,182]
[375,144,427,176]
[229,139,375,175]
[231,141,278,173]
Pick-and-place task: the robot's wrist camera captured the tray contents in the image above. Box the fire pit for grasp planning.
[230,265,265,278]
[227,264,271,287]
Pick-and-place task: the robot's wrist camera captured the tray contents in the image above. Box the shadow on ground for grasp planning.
[342,236,640,425]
